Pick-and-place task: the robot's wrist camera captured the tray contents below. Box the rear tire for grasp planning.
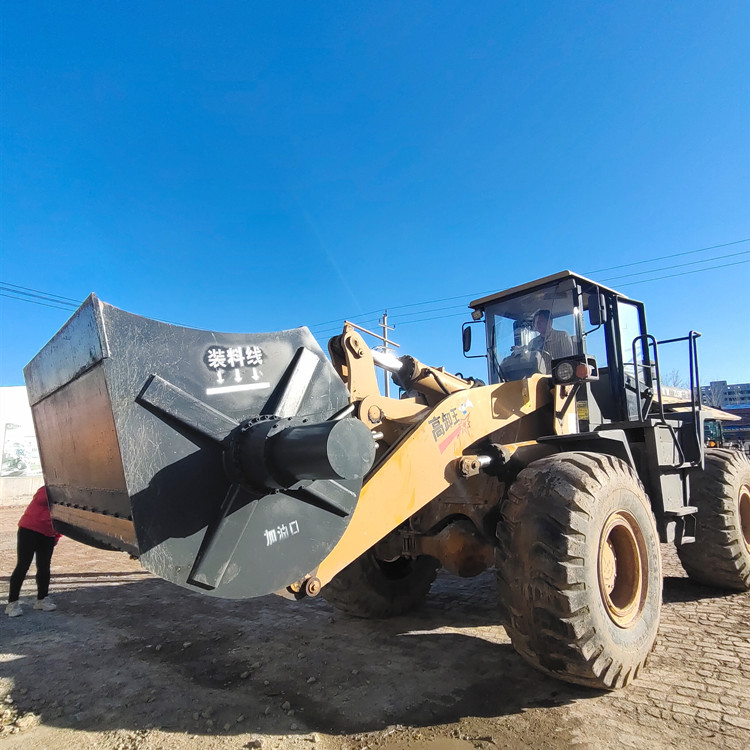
[321,550,439,618]
[677,449,750,591]
[496,452,662,689]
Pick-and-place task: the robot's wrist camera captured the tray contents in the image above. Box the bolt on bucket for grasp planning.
[24,295,375,598]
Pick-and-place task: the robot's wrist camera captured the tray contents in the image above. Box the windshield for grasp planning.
[484,281,582,383]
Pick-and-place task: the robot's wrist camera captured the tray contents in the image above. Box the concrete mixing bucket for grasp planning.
[24,295,375,599]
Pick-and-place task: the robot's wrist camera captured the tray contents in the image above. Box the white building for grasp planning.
[0,386,42,505]
[701,380,750,409]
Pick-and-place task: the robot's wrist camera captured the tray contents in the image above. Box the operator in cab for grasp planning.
[529,309,574,362]
[498,309,574,381]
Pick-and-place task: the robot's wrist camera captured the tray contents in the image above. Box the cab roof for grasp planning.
[469,270,637,310]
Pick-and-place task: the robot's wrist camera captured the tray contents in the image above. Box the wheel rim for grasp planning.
[598,511,649,628]
[740,483,750,553]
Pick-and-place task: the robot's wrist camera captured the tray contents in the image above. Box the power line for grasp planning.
[0,281,82,314]
[308,307,384,330]
[601,249,750,283]
[584,238,749,275]
[307,290,499,335]
[310,317,383,338]
[0,282,82,304]
[397,310,469,327]
[311,301,472,335]
[397,253,749,323]
[310,253,750,336]
[617,258,750,288]
[0,289,80,310]
[0,292,80,312]
[307,288,499,332]
[4,237,748,332]
[373,288,498,314]
[396,256,750,327]
[310,238,750,333]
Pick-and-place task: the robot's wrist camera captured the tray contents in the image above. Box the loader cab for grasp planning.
[468,270,706,545]
[468,270,654,427]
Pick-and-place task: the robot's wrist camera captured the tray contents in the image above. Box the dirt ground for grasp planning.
[1,506,749,750]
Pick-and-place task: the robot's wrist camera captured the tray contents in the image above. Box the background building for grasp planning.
[701,380,750,447]
[701,380,750,408]
[0,386,42,505]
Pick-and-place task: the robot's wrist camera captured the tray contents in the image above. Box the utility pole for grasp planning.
[379,310,396,397]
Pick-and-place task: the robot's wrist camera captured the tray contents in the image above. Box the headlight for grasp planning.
[550,355,598,385]
[555,361,575,382]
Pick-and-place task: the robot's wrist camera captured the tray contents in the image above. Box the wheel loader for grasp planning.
[24,270,750,690]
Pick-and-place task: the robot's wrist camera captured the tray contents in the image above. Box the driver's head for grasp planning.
[533,309,551,335]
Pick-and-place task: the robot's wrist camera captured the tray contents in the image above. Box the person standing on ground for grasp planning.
[5,485,61,617]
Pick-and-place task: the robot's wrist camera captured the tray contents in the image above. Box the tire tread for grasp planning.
[677,449,750,591]
[322,553,439,618]
[496,451,662,690]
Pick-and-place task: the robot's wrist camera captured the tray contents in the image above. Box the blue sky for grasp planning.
[1,1,748,388]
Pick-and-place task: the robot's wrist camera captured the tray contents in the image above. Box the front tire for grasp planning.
[496,452,662,690]
[677,449,750,591]
[321,550,439,618]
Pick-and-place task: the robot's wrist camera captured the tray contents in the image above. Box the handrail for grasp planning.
[632,334,660,423]
[685,331,703,456]
[656,331,702,411]
[635,330,704,467]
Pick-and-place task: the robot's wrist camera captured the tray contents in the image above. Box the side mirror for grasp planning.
[462,321,486,360]
[462,325,472,353]
[589,294,607,326]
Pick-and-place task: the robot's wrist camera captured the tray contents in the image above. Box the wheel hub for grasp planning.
[740,483,750,554]
[598,511,648,628]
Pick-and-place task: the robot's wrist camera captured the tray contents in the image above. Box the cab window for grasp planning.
[485,281,582,383]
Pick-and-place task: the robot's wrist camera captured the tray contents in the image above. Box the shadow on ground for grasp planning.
[1,571,598,738]
[662,575,746,604]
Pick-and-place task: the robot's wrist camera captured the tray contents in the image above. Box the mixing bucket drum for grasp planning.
[25,295,374,598]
